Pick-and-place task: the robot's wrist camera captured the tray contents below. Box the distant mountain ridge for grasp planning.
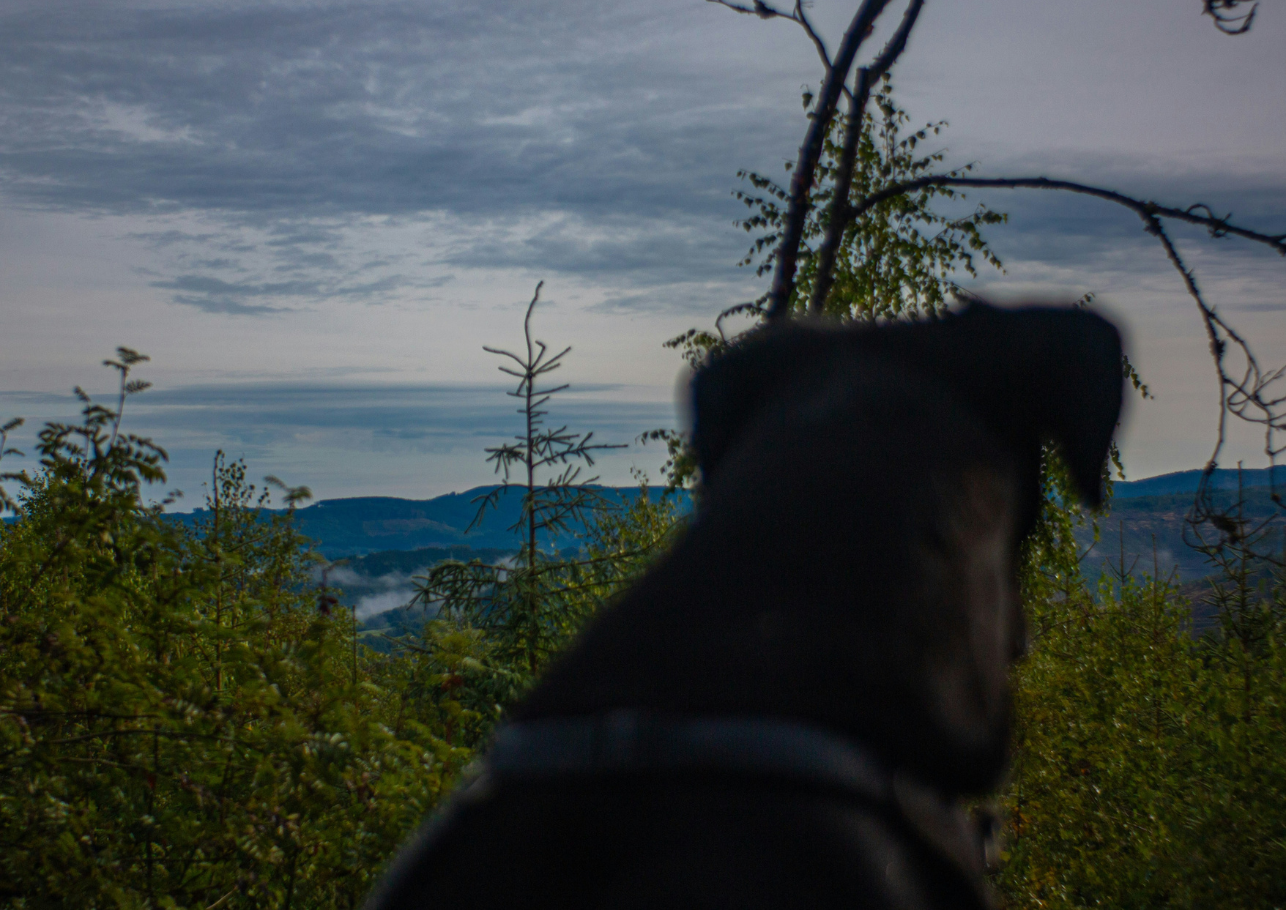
[142,469,1286,635]
[1114,465,1286,499]
[161,469,1282,573]
[177,485,691,558]
[1080,485,1282,583]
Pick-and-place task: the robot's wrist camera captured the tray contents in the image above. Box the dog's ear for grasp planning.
[973,304,1124,508]
[1047,311,1123,508]
[690,326,837,485]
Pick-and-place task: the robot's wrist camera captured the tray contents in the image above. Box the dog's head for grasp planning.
[687,303,1123,792]
[694,302,1122,517]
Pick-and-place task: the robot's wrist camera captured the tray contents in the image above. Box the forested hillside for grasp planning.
[285,478,1276,635]
[1079,485,1282,587]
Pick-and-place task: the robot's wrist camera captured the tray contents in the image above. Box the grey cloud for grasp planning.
[0,381,677,499]
[274,251,340,270]
[264,225,346,248]
[588,282,762,316]
[156,274,307,313]
[442,211,754,289]
[152,268,416,312]
[1228,302,1286,312]
[6,1,1282,322]
[127,229,219,247]
[170,294,288,316]
[328,275,413,298]
[123,382,671,442]
[0,0,791,314]
[0,1,787,225]
[155,274,326,298]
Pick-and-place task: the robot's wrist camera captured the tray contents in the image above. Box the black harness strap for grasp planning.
[484,710,894,804]
[483,711,992,907]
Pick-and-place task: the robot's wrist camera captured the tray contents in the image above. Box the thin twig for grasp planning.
[843,172,1285,534]
[205,887,239,910]
[706,0,845,95]
[1204,0,1257,34]
[845,175,1286,254]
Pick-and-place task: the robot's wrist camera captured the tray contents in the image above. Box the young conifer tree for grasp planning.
[413,283,625,679]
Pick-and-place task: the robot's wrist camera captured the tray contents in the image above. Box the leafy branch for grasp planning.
[0,416,25,514]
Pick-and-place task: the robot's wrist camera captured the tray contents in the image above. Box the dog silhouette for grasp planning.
[368,302,1123,910]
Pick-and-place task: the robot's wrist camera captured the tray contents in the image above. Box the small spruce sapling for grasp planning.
[413,282,624,678]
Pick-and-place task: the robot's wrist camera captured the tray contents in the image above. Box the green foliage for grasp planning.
[740,76,1006,320]
[4,295,1278,910]
[0,362,471,909]
[659,80,1006,490]
[0,323,684,908]
[665,78,1005,382]
[999,499,1286,909]
[0,417,26,515]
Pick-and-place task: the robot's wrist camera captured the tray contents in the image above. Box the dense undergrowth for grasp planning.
[1001,462,1286,908]
[0,356,677,909]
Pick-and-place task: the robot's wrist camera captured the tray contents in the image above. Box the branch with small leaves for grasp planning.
[807,0,924,315]
[715,0,902,320]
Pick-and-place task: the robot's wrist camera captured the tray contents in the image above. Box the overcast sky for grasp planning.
[1,0,1284,504]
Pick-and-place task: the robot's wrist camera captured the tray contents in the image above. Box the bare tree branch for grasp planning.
[765,0,896,320]
[792,0,837,75]
[866,0,923,79]
[808,0,924,314]
[841,172,1285,525]
[1204,0,1257,34]
[846,176,1286,254]
[706,1,852,101]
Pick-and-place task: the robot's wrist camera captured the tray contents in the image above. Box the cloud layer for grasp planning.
[2,0,1284,485]
[0,380,676,501]
[4,0,1282,315]
[0,0,796,313]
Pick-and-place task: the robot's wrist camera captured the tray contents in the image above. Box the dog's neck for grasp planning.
[514,504,1015,797]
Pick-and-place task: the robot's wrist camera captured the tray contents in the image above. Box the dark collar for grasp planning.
[484,709,894,803]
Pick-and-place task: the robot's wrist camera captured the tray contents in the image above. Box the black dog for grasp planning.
[367,302,1123,909]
